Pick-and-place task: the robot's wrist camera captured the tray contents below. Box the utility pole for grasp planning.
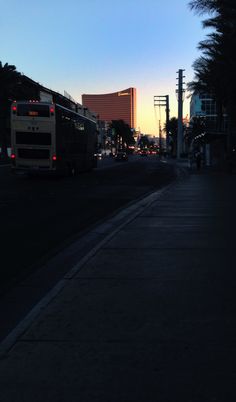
[154,95,170,154]
[159,120,162,152]
[166,95,170,151]
[176,69,185,159]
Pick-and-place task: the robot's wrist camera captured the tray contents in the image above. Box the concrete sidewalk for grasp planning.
[0,169,236,401]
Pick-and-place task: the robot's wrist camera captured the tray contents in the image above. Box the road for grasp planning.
[0,155,177,289]
[0,155,177,341]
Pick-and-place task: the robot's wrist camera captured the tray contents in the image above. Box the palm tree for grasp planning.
[138,135,150,149]
[165,117,178,157]
[0,62,21,157]
[111,120,135,150]
[188,0,236,150]
[0,62,21,108]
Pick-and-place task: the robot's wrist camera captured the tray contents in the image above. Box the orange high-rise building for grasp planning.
[82,87,136,129]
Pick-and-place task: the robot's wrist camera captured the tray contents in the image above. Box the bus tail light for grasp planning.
[12,105,17,114]
[50,107,54,116]
[52,155,62,161]
[11,153,16,165]
[52,155,62,167]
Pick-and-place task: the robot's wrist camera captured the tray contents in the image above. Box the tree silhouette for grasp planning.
[0,62,22,156]
[0,62,41,156]
[138,135,150,149]
[165,117,178,157]
[111,120,135,149]
[188,0,236,148]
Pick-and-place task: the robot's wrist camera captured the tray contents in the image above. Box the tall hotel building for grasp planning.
[82,87,136,129]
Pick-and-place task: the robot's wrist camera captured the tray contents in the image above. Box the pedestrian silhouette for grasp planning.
[195,151,202,170]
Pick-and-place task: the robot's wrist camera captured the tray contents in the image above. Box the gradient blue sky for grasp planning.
[0,0,206,135]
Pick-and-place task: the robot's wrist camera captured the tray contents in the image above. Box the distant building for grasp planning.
[190,93,218,130]
[82,88,136,129]
[189,92,228,166]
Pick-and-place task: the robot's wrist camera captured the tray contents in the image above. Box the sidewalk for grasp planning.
[1,168,236,401]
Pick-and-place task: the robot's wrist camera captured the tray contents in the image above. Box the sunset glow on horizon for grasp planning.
[0,0,204,135]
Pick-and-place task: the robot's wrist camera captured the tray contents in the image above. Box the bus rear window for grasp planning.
[17,104,50,117]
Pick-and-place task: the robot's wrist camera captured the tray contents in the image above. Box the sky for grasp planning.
[0,0,206,135]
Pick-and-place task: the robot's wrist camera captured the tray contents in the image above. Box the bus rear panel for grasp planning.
[11,101,97,175]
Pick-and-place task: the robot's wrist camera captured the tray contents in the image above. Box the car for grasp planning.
[149,149,157,155]
[140,149,148,156]
[94,152,102,160]
[115,151,128,161]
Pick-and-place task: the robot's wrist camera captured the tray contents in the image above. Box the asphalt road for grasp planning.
[0,155,177,341]
[0,156,176,288]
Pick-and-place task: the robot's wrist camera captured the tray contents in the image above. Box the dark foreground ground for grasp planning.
[0,168,235,401]
[0,156,178,341]
[0,156,177,293]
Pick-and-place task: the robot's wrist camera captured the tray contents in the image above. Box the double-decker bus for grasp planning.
[11,101,98,175]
